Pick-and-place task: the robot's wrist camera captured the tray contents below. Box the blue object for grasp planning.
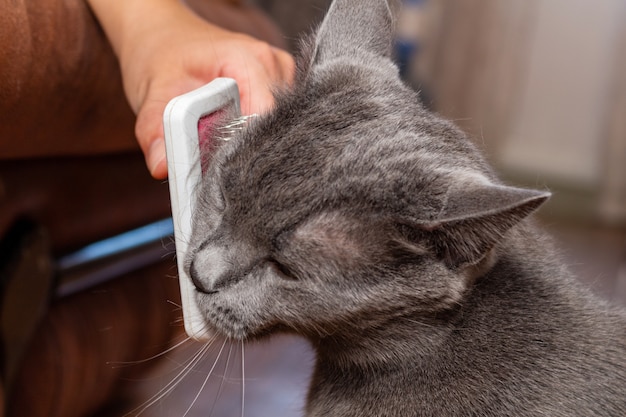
[58,218,174,270]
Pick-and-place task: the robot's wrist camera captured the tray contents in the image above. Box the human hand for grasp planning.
[88,0,295,179]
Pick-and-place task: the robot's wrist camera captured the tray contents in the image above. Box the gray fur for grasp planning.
[186,0,626,415]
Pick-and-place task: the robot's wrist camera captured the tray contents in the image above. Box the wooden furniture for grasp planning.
[1,1,173,416]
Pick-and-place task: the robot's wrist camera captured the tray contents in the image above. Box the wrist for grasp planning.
[86,0,189,60]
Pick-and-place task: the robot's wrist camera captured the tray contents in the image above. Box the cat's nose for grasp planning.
[190,244,237,291]
[189,260,218,294]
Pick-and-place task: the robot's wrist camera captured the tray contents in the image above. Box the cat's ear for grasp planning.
[415,180,550,268]
[312,0,397,64]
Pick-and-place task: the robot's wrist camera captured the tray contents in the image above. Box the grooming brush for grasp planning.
[163,78,241,341]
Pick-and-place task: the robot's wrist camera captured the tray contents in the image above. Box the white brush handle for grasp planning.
[163,78,241,341]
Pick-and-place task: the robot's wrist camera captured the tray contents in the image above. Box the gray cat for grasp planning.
[185,0,626,415]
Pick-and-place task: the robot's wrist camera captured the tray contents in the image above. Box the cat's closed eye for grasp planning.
[211,180,226,211]
[266,257,298,281]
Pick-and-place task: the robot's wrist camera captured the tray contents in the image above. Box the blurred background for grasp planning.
[412,0,626,228]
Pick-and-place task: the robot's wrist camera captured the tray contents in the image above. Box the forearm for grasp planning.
[86,0,194,61]
[86,0,219,113]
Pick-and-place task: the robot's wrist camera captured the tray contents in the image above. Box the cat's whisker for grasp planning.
[181,338,229,417]
[207,339,234,417]
[223,340,235,380]
[166,299,183,309]
[170,317,185,325]
[241,340,246,417]
[140,343,213,413]
[125,338,216,416]
[108,335,193,368]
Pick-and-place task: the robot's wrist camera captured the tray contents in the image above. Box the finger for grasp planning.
[231,49,294,115]
[241,75,276,116]
[252,44,294,88]
[223,55,272,116]
[135,96,168,179]
[272,47,296,86]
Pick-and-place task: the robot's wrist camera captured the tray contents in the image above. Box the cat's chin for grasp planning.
[196,295,272,341]
[202,316,251,341]
[195,307,247,341]
[201,305,290,342]
[205,320,278,342]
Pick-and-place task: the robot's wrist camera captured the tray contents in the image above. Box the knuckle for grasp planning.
[253,41,276,63]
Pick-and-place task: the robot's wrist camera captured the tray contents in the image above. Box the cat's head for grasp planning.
[186,0,549,340]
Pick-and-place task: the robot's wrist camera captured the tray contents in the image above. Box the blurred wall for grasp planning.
[255,0,332,51]
[414,0,626,225]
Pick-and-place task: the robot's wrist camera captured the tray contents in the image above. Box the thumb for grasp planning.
[135,91,171,179]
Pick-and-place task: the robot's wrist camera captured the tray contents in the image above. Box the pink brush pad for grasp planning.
[197,109,228,173]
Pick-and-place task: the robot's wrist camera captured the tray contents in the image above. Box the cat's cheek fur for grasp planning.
[391,260,469,312]
[193,260,325,341]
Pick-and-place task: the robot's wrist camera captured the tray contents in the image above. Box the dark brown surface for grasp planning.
[0,154,171,256]
[7,261,183,417]
[0,0,137,159]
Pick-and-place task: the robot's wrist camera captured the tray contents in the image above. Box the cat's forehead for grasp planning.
[212,65,478,230]
[222,66,409,175]
[220,77,394,190]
